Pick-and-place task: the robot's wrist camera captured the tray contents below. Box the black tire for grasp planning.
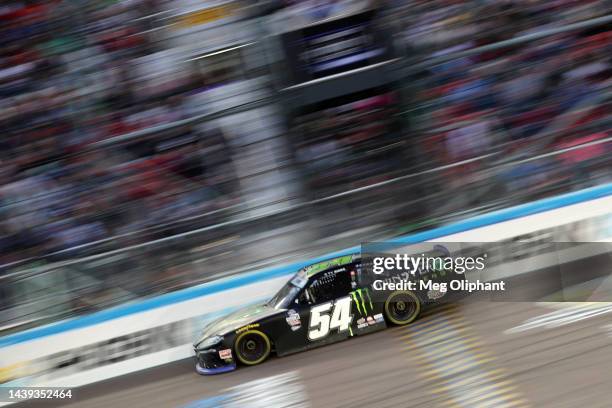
[384,291,421,325]
[234,330,271,366]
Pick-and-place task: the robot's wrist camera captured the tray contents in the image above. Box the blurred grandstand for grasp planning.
[0,0,610,333]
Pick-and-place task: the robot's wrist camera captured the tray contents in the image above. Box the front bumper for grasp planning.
[194,347,236,375]
[195,362,236,375]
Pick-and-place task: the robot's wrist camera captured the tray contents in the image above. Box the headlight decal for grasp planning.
[195,335,223,350]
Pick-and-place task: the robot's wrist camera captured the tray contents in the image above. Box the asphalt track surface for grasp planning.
[17,299,612,408]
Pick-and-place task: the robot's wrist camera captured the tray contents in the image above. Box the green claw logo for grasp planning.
[350,288,374,316]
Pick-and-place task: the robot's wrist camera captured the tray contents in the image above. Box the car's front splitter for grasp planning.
[195,363,237,375]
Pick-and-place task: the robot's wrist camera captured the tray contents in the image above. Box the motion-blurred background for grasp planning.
[0,0,610,334]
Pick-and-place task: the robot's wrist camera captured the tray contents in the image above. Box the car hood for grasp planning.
[195,302,283,346]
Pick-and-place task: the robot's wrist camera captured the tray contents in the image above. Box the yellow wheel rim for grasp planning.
[384,291,421,325]
[234,330,271,365]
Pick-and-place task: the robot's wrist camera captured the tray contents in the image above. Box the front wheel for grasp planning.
[384,291,421,325]
[234,330,271,366]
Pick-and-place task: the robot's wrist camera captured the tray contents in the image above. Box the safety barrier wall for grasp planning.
[0,184,611,398]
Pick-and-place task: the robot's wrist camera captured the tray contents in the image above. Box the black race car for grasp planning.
[193,252,459,374]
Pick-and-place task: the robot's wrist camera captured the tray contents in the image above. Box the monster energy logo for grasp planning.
[350,288,373,316]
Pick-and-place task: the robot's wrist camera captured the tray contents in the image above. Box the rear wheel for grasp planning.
[234,330,271,366]
[384,291,421,325]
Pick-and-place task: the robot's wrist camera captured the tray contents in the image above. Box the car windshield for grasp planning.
[267,271,308,309]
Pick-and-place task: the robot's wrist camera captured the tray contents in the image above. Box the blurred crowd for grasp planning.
[413,20,610,196]
[397,0,609,51]
[415,21,610,156]
[291,1,611,198]
[0,0,610,270]
[0,0,240,265]
[294,92,407,195]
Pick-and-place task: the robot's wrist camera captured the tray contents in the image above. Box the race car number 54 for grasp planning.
[308,296,353,340]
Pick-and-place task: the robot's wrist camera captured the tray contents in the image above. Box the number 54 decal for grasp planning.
[308,296,353,340]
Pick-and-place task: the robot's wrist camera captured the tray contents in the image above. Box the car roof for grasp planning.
[300,254,360,278]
